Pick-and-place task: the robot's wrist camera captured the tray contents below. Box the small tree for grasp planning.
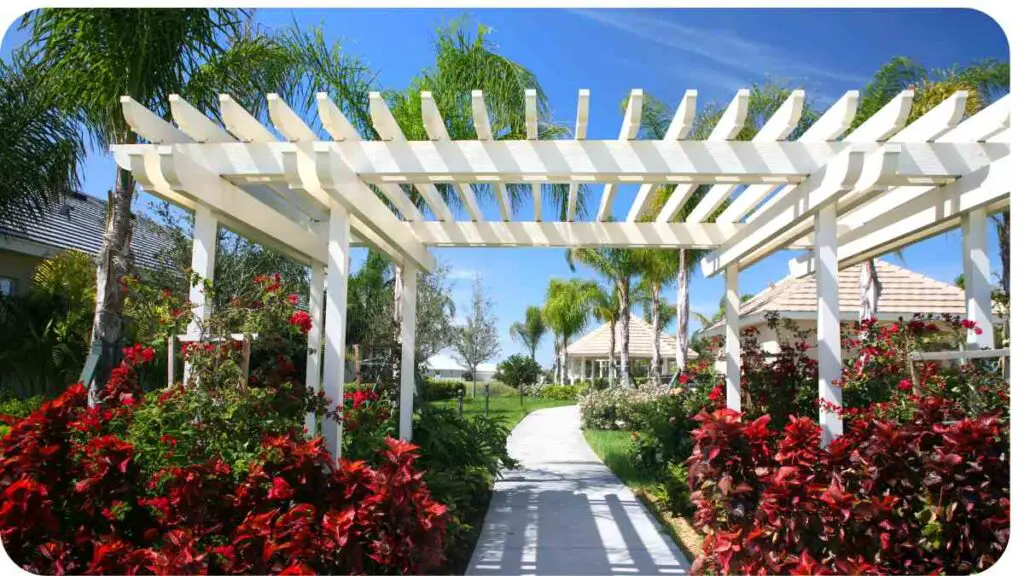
[453,274,500,399]
[495,355,543,389]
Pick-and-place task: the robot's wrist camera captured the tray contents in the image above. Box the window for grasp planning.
[0,277,14,297]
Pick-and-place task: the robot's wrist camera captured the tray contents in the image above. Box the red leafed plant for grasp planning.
[0,339,448,575]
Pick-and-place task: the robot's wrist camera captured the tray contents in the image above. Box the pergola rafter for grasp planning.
[114,84,1011,455]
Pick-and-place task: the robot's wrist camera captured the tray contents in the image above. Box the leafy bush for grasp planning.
[494,354,542,389]
[424,378,464,401]
[687,397,1008,575]
[579,381,673,430]
[535,383,584,401]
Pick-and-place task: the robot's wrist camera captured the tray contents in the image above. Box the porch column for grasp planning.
[725,264,741,411]
[184,205,218,383]
[399,264,418,441]
[323,202,351,459]
[962,210,994,349]
[304,265,325,437]
[816,203,843,444]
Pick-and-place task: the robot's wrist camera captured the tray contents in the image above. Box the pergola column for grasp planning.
[323,202,351,459]
[724,264,741,411]
[187,205,218,335]
[304,265,325,437]
[399,264,418,441]
[183,205,218,384]
[962,210,994,349]
[816,203,843,444]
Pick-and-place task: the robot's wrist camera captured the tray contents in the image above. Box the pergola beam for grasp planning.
[421,92,484,221]
[471,90,512,221]
[525,89,543,221]
[407,221,744,248]
[567,89,590,222]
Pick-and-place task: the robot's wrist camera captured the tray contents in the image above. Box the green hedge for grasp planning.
[424,379,465,401]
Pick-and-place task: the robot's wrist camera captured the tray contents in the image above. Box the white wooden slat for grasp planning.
[626,90,699,222]
[718,91,859,223]
[843,90,914,141]
[316,92,362,141]
[121,96,192,144]
[470,90,511,221]
[268,94,318,142]
[963,208,995,349]
[937,95,1010,143]
[724,264,740,411]
[322,200,350,458]
[219,94,277,143]
[421,92,484,222]
[398,265,417,440]
[702,145,901,277]
[888,91,968,143]
[567,89,590,222]
[656,89,750,223]
[597,89,644,221]
[368,91,454,222]
[314,93,422,222]
[406,221,744,248]
[524,89,543,220]
[687,90,805,223]
[815,201,843,444]
[169,95,234,143]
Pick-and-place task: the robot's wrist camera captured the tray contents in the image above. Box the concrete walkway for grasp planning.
[467,405,691,575]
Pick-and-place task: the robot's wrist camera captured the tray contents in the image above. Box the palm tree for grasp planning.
[586,283,621,382]
[636,249,678,378]
[567,247,643,386]
[0,54,83,224]
[510,306,547,361]
[542,278,597,385]
[20,9,320,399]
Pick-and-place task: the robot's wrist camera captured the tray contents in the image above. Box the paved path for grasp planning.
[467,405,691,575]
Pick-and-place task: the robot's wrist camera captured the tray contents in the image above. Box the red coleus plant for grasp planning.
[1,351,448,575]
[687,393,1008,575]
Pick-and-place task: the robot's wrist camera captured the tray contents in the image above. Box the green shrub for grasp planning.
[482,380,518,397]
[494,354,542,389]
[537,383,584,401]
[0,395,45,419]
[423,378,464,401]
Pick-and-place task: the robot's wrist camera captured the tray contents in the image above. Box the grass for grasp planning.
[583,428,704,562]
[430,394,576,429]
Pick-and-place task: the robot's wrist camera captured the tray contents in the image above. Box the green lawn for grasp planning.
[430,394,576,429]
[582,429,658,490]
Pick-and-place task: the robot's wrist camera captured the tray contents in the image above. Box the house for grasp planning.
[424,354,497,382]
[564,317,696,382]
[700,260,1001,364]
[0,192,173,296]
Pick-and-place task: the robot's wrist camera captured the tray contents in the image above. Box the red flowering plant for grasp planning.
[0,275,451,575]
[738,313,820,429]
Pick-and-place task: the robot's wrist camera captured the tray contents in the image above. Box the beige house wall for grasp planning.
[0,250,44,296]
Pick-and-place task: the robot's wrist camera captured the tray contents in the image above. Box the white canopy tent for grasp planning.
[113,86,1010,454]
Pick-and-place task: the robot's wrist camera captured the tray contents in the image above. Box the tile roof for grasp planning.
[705,260,969,334]
[566,316,697,359]
[1,192,175,271]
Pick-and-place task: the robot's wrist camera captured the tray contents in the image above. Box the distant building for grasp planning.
[425,354,497,382]
[564,317,696,382]
[700,260,1003,368]
[0,192,173,296]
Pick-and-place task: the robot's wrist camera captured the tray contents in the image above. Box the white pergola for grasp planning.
[114,86,1009,454]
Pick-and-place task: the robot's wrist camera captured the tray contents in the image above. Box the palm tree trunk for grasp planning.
[618,279,631,387]
[562,336,570,385]
[608,318,617,383]
[88,166,135,406]
[676,249,690,374]
[650,286,662,380]
[554,340,562,385]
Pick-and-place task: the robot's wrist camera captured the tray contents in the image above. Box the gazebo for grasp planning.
[564,317,696,382]
[114,85,1009,454]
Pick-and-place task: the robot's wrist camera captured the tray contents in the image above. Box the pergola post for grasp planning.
[323,202,351,459]
[724,264,741,411]
[816,203,843,444]
[304,265,325,437]
[962,210,994,349]
[183,205,218,383]
[399,264,418,441]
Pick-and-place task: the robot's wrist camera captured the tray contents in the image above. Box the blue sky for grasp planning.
[1,8,1009,367]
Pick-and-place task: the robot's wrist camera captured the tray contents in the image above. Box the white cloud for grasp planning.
[449,268,480,281]
[573,9,869,87]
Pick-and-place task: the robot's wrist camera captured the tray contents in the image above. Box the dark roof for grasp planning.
[0,192,175,271]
